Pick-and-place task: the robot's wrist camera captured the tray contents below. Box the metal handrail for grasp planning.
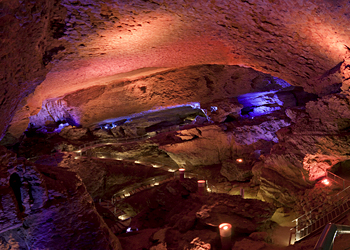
[295,185,350,229]
[294,177,350,226]
[326,171,350,189]
[314,223,350,250]
[293,173,350,242]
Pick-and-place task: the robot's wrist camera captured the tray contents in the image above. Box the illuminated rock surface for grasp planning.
[2,0,350,249]
[1,0,350,139]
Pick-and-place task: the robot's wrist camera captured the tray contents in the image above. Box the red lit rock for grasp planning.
[2,0,350,139]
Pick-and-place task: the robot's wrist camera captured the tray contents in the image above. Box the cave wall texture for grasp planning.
[2,1,350,248]
[1,0,350,139]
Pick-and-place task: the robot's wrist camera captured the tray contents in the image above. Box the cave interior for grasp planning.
[1,0,350,249]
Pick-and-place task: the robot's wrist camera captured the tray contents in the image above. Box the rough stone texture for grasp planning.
[160,125,234,169]
[49,153,171,200]
[2,0,350,139]
[251,90,350,206]
[160,118,289,169]
[117,179,275,249]
[59,125,89,140]
[341,46,350,91]
[220,159,253,182]
[0,146,121,249]
[196,193,275,235]
[10,64,287,138]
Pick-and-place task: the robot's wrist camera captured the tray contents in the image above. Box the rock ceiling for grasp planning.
[1,0,350,138]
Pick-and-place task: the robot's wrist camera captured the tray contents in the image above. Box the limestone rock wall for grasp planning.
[253,90,350,205]
[160,118,290,170]
[2,0,350,140]
[0,146,121,249]
[13,64,285,137]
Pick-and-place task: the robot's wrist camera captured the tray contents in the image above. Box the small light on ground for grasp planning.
[322,178,330,185]
[118,214,130,221]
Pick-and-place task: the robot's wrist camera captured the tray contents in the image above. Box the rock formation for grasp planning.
[2,0,350,139]
[2,0,350,248]
[0,146,121,249]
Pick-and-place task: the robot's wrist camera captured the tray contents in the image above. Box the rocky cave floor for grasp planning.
[4,111,350,249]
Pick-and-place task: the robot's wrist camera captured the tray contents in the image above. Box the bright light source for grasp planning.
[135,160,141,164]
[210,106,218,112]
[219,223,231,230]
[118,214,130,221]
[236,158,243,163]
[219,223,232,237]
[179,168,185,172]
[126,227,138,233]
[198,180,206,184]
[152,164,160,168]
[154,182,159,186]
[116,157,123,160]
[168,169,176,172]
[322,178,330,185]
[124,193,130,197]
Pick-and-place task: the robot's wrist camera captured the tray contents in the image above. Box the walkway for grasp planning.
[291,171,350,244]
[74,147,216,234]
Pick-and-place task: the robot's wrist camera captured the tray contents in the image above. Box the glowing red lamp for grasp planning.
[219,223,232,250]
[236,158,243,163]
[179,168,185,181]
[322,178,330,185]
[197,180,206,196]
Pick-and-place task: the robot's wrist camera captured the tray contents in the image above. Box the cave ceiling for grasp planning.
[1,0,350,139]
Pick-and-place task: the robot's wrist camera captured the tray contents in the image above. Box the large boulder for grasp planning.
[59,125,88,140]
[196,193,275,235]
[221,160,253,182]
[160,125,234,169]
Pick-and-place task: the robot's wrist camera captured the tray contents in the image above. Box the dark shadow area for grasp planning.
[10,173,24,212]
[332,160,350,181]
